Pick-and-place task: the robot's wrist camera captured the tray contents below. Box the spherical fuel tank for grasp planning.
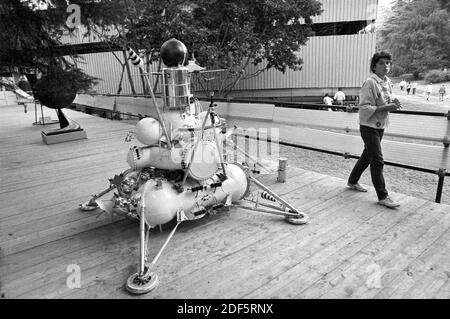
[135,117,162,145]
[160,38,188,67]
[138,163,249,227]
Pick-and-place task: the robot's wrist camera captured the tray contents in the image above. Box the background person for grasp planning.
[399,79,406,91]
[323,93,333,111]
[426,83,433,101]
[406,81,411,95]
[347,51,402,208]
[439,84,446,101]
[334,88,346,106]
[412,82,417,95]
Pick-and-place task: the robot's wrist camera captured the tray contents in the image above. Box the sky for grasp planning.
[377,0,396,27]
[378,0,395,7]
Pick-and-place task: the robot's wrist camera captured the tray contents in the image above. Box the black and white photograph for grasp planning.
[0,0,449,302]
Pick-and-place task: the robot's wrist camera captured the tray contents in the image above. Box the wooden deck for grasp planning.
[0,104,449,299]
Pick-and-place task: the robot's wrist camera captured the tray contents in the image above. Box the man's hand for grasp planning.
[392,97,402,109]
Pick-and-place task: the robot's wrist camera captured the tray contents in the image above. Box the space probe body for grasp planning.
[99,38,249,229]
[81,38,308,295]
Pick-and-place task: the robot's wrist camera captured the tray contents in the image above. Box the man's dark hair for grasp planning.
[370,51,392,72]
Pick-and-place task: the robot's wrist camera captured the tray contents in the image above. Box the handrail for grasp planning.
[234,131,449,203]
[76,93,450,117]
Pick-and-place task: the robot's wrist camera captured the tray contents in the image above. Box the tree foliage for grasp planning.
[0,0,98,90]
[75,0,323,95]
[87,0,322,70]
[377,0,450,77]
[1,0,323,96]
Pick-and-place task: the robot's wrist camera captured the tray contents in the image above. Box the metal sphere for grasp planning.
[160,38,188,67]
[34,74,77,109]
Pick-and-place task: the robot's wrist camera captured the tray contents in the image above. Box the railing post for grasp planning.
[232,134,238,163]
[435,168,447,203]
[277,157,287,183]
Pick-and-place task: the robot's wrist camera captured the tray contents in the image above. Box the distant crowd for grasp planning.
[398,79,447,102]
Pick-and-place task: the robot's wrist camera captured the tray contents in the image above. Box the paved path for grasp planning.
[392,82,450,113]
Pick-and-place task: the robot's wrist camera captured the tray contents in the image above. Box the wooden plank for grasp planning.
[2,101,449,299]
[23,171,344,298]
[0,151,127,194]
[3,173,447,299]
[243,194,427,299]
[0,169,306,249]
[0,166,127,216]
[395,235,449,299]
[0,105,137,256]
[114,96,162,117]
[100,178,386,298]
[389,113,450,143]
[0,170,314,298]
[233,122,450,172]
[17,169,324,298]
[357,205,450,299]
[272,108,450,143]
[273,107,359,132]
[224,102,275,121]
[0,135,132,169]
[1,211,123,257]
[0,220,135,298]
[372,223,450,298]
[298,200,447,298]
[93,95,116,110]
[73,94,95,107]
[0,220,134,276]
[434,279,450,299]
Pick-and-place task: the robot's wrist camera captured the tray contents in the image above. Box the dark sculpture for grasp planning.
[34,71,78,130]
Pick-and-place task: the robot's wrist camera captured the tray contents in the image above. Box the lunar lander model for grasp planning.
[80,39,309,294]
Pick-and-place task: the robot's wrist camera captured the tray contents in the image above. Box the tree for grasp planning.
[1,0,323,97]
[437,0,450,12]
[77,0,323,97]
[377,0,450,78]
[0,0,98,91]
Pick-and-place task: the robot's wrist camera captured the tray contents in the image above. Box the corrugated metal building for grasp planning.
[62,0,379,100]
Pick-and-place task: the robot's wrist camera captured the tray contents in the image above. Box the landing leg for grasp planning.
[79,185,116,211]
[125,207,158,294]
[126,210,187,294]
[248,176,309,225]
[79,170,132,211]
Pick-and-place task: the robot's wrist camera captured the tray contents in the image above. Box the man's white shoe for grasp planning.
[347,183,368,192]
[378,196,400,208]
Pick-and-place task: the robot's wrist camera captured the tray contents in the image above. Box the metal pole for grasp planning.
[435,169,446,203]
[277,157,287,183]
[139,204,146,276]
[229,141,271,173]
[149,221,181,269]
[249,175,305,216]
[208,97,227,178]
[232,134,238,163]
[235,204,301,217]
[40,103,45,125]
[180,107,212,187]
[141,72,172,149]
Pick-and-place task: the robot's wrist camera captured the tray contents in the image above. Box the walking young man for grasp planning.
[347,51,402,208]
